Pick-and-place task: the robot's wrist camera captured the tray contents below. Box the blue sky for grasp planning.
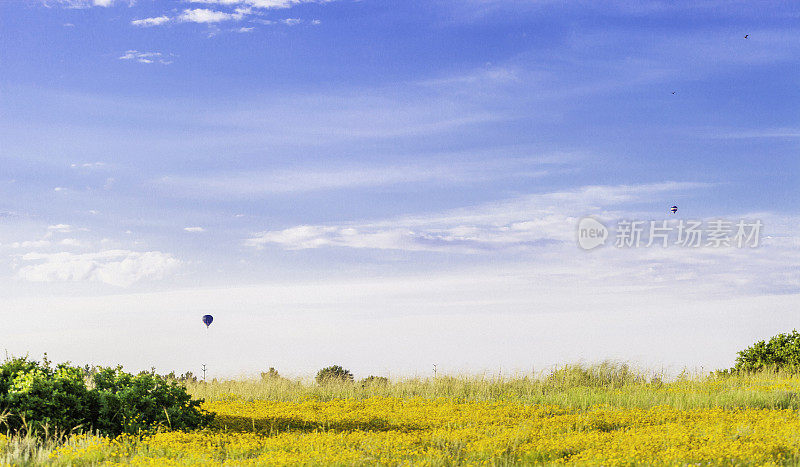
[0,0,798,378]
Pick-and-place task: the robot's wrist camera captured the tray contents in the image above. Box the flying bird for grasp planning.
[744,34,749,39]
[671,91,676,95]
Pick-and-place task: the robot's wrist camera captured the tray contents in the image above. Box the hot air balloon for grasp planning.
[670,205,678,214]
[202,314,214,328]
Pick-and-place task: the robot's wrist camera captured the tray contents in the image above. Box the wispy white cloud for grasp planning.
[2,225,105,253]
[187,0,330,9]
[245,182,711,252]
[184,227,206,233]
[70,161,106,169]
[156,157,556,197]
[48,224,73,233]
[131,15,170,27]
[43,0,118,8]
[118,50,172,64]
[16,250,179,287]
[179,8,244,23]
[183,89,505,144]
[419,67,520,87]
[125,1,333,31]
[186,0,246,4]
[411,26,800,113]
[710,127,800,139]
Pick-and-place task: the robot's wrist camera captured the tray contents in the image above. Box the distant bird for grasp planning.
[744,34,749,39]
[670,205,678,214]
[671,91,676,95]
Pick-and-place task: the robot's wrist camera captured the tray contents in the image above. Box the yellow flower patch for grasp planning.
[43,397,800,465]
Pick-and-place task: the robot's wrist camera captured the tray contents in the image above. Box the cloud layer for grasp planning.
[17,250,180,287]
[244,182,799,298]
[245,182,710,251]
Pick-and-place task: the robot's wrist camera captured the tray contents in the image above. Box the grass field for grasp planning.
[5,363,800,465]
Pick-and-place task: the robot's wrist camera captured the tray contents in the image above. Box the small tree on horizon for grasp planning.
[315,365,354,384]
[261,367,281,380]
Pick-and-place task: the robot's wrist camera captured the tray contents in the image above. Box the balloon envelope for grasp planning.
[202,314,213,327]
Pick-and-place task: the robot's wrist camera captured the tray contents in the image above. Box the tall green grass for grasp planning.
[186,362,800,410]
[0,410,103,466]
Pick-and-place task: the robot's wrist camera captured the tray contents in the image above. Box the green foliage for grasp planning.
[315,365,354,384]
[260,367,281,380]
[545,362,647,389]
[0,356,94,436]
[92,367,213,436]
[732,330,800,373]
[163,371,199,384]
[0,357,213,437]
[360,376,389,387]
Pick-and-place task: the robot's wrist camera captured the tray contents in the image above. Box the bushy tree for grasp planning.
[315,365,354,384]
[0,357,213,436]
[732,330,800,373]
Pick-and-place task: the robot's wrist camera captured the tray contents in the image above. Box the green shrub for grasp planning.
[260,367,281,380]
[92,367,213,436]
[732,330,800,373]
[0,357,212,437]
[0,357,94,435]
[315,365,354,384]
[360,376,389,387]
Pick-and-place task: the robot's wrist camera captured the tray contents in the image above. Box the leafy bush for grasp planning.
[360,376,389,387]
[315,365,354,384]
[260,367,281,380]
[92,367,212,436]
[0,357,213,436]
[0,357,94,436]
[732,330,800,373]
